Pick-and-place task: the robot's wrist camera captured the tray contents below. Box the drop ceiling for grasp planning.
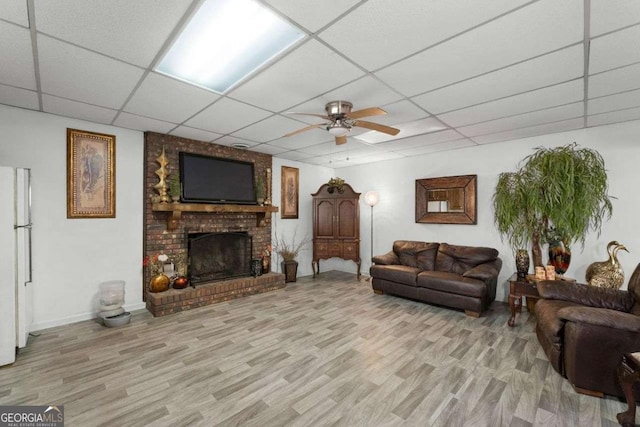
[1,0,639,168]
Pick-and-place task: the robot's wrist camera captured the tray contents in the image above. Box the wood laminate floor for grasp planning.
[0,271,628,426]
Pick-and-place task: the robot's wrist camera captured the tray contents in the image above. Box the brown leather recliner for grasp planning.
[535,263,640,397]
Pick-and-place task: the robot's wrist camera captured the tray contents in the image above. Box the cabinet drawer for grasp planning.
[328,243,342,257]
[342,242,358,256]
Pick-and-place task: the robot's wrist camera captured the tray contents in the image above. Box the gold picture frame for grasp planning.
[67,128,116,218]
[281,166,299,219]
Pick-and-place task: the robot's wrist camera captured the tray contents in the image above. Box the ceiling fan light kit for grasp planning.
[285,100,400,145]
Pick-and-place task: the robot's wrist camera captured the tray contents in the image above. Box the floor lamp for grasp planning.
[364,191,379,281]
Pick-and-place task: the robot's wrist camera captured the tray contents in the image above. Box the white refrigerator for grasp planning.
[0,167,33,366]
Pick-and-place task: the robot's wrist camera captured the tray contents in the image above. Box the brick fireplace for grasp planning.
[143,132,285,316]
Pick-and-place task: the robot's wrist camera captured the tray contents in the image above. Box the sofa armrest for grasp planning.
[537,280,634,312]
[558,306,640,333]
[372,250,400,265]
[462,259,502,282]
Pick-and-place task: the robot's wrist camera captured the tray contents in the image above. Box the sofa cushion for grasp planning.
[417,271,486,298]
[537,280,634,312]
[535,299,581,347]
[435,243,498,275]
[392,241,439,269]
[370,265,421,286]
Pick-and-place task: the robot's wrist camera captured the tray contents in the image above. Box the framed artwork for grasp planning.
[67,128,116,218]
[281,166,299,219]
[415,174,477,224]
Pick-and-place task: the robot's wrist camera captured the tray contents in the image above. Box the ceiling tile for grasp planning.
[268,128,333,149]
[125,73,219,123]
[375,129,465,151]
[376,0,583,96]
[42,94,117,124]
[34,0,192,67]
[589,63,640,98]
[472,118,584,145]
[264,0,360,32]
[413,45,583,114]
[249,143,288,155]
[354,117,447,143]
[0,22,36,89]
[169,126,222,143]
[590,0,640,37]
[0,84,39,110]
[299,141,350,156]
[457,102,584,137]
[274,150,314,161]
[232,115,307,142]
[185,97,272,135]
[438,79,584,127]
[320,0,529,71]
[1,0,29,26]
[212,135,259,148]
[588,107,640,127]
[287,76,404,124]
[589,89,640,115]
[229,39,364,112]
[396,139,477,157]
[589,25,640,74]
[113,112,175,134]
[371,100,429,126]
[38,35,144,109]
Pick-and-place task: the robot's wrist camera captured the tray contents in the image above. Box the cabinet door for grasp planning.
[336,199,358,239]
[314,199,335,238]
[342,240,359,260]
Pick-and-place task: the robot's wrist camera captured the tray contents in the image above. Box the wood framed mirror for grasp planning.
[415,174,477,224]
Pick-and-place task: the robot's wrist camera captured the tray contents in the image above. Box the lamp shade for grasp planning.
[328,125,349,137]
[364,190,379,207]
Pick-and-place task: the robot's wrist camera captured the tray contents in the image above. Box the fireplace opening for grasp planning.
[188,232,252,285]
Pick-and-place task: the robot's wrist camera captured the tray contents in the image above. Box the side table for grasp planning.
[508,274,539,327]
[507,273,576,327]
[617,352,640,427]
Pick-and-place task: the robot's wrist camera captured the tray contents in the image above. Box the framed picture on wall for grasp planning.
[67,128,116,218]
[281,166,299,219]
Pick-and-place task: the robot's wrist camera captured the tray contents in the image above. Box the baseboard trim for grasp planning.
[30,302,146,332]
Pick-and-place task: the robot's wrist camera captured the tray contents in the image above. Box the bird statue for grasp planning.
[586,241,629,288]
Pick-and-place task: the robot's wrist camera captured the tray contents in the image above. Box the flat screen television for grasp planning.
[179,152,256,204]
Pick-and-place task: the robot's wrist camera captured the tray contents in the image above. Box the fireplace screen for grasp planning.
[188,232,252,284]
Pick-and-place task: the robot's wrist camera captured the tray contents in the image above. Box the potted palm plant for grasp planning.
[274,230,310,282]
[493,143,613,271]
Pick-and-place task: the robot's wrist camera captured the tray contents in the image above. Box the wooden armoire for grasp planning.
[311,183,361,278]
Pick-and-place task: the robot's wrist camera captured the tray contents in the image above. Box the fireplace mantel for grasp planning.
[152,203,279,230]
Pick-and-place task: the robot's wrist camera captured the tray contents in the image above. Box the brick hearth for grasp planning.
[146,272,286,316]
[143,132,284,316]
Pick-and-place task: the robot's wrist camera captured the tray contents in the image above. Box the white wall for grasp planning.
[270,158,337,277]
[336,120,640,302]
[0,105,144,330]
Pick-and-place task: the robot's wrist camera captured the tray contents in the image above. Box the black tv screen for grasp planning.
[179,152,256,204]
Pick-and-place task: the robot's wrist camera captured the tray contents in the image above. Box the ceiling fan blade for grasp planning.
[335,135,347,145]
[346,107,386,120]
[286,112,331,120]
[284,123,326,137]
[353,120,400,136]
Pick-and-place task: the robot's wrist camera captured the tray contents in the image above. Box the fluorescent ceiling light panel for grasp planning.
[156,0,305,93]
[354,117,448,144]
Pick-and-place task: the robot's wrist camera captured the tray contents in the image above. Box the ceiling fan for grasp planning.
[284,100,400,145]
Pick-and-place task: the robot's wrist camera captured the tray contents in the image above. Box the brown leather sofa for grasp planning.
[535,263,640,397]
[370,241,502,317]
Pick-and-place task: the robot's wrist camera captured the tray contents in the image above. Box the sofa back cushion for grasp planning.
[435,243,499,275]
[393,241,439,270]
